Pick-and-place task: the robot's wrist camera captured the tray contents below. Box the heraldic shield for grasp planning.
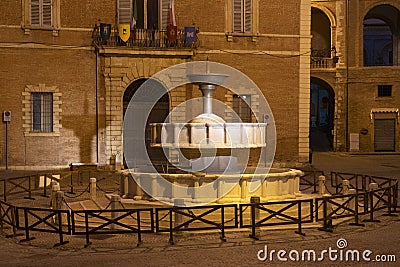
[119,24,130,42]
[100,23,111,42]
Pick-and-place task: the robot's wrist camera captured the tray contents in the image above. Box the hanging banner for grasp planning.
[184,26,196,44]
[100,23,111,41]
[167,25,177,42]
[119,24,130,42]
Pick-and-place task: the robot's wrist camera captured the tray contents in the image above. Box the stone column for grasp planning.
[90,178,97,200]
[110,195,121,230]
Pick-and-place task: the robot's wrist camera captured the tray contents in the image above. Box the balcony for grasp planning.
[310,48,338,69]
[92,26,199,50]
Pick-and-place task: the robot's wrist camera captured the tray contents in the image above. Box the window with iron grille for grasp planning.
[30,0,52,27]
[32,92,53,132]
[233,94,252,122]
[233,0,252,33]
[378,85,392,97]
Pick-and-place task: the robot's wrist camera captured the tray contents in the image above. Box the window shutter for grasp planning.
[42,0,52,26]
[118,0,132,24]
[160,0,170,30]
[31,0,40,25]
[233,0,242,32]
[244,0,251,32]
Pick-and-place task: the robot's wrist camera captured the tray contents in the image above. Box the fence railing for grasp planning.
[93,27,199,49]
[0,171,398,247]
[239,199,314,239]
[155,204,237,244]
[299,170,324,192]
[15,206,71,247]
[71,208,154,247]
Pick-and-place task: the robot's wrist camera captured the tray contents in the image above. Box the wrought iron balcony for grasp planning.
[92,25,199,49]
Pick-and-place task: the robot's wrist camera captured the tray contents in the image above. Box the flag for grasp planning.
[167,25,177,42]
[169,0,176,26]
[132,0,138,28]
[184,26,195,44]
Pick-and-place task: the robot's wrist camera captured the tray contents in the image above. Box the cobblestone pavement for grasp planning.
[1,152,400,266]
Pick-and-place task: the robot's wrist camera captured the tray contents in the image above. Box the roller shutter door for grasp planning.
[374,119,395,152]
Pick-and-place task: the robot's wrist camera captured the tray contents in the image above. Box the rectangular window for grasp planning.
[233,94,252,122]
[233,0,252,33]
[118,0,169,29]
[32,92,53,132]
[378,85,392,97]
[30,0,52,27]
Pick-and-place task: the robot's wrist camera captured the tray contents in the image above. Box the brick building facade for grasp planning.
[2,1,397,169]
[311,0,400,153]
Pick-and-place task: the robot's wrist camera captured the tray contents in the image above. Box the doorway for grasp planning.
[310,78,335,152]
[123,79,170,167]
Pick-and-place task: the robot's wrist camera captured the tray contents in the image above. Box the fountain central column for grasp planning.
[199,84,216,114]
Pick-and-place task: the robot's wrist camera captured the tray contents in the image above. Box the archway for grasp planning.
[310,77,335,152]
[363,5,400,66]
[123,79,170,168]
[311,7,332,57]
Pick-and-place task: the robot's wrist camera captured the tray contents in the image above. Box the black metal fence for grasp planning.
[155,204,237,244]
[71,208,154,247]
[0,171,398,247]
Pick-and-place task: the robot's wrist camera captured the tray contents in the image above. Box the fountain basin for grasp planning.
[120,168,303,204]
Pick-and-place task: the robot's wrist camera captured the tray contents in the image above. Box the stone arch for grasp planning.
[311,5,336,28]
[363,4,400,66]
[311,6,336,57]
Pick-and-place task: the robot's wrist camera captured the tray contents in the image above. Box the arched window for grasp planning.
[363,5,400,66]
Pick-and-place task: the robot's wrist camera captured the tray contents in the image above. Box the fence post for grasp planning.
[53,191,65,225]
[318,175,326,196]
[169,209,174,245]
[110,195,121,230]
[249,196,260,240]
[136,211,142,246]
[20,208,36,243]
[369,183,378,208]
[3,179,6,201]
[54,210,69,247]
[295,201,305,236]
[90,178,96,200]
[363,183,380,223]
[84,212,91,248]
[69,172,75,194]
[220,206,226,242]
[40,175,49,198]
[24,176,35,200]
[383,186,397,217]
[318,197,333,232]
[349,190,364,227]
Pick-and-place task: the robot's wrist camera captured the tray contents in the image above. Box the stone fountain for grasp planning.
[121,67,302,206]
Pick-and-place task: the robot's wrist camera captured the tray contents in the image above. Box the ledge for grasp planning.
[98,47,194,58]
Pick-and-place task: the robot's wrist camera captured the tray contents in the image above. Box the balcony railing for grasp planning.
[310,48,338,69]
[92,26,199,49]
[311,57,336,69]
